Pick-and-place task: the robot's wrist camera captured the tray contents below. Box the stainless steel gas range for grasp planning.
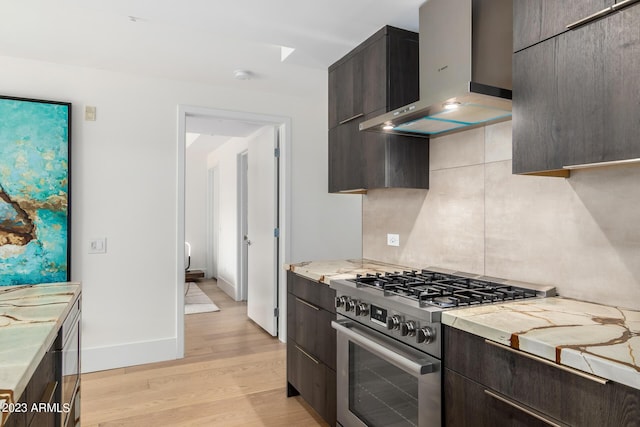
[330,268,555,427]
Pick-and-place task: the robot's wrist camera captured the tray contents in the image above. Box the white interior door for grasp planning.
[246,126,278,336]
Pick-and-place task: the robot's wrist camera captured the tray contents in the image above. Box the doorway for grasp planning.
[177,105,291,357]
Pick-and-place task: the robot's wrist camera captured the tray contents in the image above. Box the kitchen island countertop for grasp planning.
[0,282,81,424]
[443,297,640,391]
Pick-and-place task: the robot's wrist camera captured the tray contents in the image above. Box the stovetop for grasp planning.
[347,269,549,309]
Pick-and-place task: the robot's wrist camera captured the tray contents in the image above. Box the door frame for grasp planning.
[176,105,292,357]
[238,150,249,302]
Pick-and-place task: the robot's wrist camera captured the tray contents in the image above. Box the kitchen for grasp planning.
[1,0,640,426]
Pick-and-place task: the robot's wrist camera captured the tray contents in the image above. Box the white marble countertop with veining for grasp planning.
[0,282,81,424]
[285,258,420,284]
[442,297,640,390]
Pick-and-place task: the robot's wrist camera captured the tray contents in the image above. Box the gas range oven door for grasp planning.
[332,318,441,427]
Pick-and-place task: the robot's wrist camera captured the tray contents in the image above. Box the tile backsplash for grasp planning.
[363,121,640,310]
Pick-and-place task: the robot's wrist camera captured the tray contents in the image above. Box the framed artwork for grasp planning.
[0,95,71,286]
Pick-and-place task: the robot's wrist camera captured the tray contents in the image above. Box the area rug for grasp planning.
[184,282,220,314]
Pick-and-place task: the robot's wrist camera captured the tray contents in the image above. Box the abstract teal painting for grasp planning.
[0,96,71,285]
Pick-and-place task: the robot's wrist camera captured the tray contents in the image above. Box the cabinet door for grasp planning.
[513,4,640,174]
[512,37,564,174]
[362,123,429,190]
[513,0,610,52]
[362,33,387,116]
[387,29,420,110]
[328,120,365,192]
[330,55,364,128]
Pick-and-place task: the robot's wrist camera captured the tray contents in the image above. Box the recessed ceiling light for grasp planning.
[383,124,395,130]
[233,70,253,80]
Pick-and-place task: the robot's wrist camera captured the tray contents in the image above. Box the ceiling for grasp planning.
[1,0,423,98]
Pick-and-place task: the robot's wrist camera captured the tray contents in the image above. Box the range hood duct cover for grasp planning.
[360,0,513,138]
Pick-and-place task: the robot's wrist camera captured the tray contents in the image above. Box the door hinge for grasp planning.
[274,147,280,158]
[274,227,280,238]
[274,308,279,317]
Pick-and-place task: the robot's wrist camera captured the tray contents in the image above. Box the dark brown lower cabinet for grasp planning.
[286,271,336,425]
[444,325,640,427]
[287,343,336,425]
[4,344,58,427]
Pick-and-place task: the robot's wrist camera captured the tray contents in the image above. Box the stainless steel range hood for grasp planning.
[360,0,513,138]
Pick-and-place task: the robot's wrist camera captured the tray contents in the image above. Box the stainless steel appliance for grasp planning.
[360,0,513,138]
[331,268,555,427]
[55,295,81,427]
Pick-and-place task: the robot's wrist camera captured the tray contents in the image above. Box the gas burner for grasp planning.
[349,269,539,308]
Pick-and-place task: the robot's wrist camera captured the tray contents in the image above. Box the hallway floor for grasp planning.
[82,279,327,426]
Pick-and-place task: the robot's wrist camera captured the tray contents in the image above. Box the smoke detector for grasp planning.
[233,70,253,80]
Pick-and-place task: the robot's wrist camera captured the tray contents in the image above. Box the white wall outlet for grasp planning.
[89,238,107,254]
[387,233,400,247]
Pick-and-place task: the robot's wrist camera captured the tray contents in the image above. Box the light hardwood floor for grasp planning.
[82,279,327,426]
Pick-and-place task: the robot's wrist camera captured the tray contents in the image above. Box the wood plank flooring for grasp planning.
[82,279,327,426]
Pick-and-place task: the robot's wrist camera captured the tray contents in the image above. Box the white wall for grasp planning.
[0,54,362,372]
[206,136,249,299]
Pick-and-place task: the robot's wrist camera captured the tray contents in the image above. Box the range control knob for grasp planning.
[417,326,435,344]
[345,299,357,312]
[386,315,402,330]
[355,303,369,317]
[400,321,416,337]
[335,296,348,308]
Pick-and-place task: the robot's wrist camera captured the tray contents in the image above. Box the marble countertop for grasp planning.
[0,282,81,424]
[285,258,419,284]
[442,297,640,390]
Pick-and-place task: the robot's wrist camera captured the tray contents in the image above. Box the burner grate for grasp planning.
[348,270,539,308]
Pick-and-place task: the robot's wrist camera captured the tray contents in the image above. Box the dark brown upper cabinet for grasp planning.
[328,26,428,193]
[513,0,609,52]
[512,1,640,176]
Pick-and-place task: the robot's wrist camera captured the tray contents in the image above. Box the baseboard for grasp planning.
[217,276,239,301]
[82,337,178,373]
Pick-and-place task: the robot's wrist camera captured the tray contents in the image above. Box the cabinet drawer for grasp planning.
[445,368,552,427]
[287,271,336,313]
[287,292,336,370]
[287,342,336,426]
[444,326,640,426]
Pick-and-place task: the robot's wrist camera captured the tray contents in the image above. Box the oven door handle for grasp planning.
[331,319,437,375]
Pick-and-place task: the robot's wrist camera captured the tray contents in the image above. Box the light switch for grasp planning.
[89,238,107,254]
[85,106,97,121]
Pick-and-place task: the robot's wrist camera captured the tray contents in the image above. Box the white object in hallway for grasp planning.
[387,233,400,247]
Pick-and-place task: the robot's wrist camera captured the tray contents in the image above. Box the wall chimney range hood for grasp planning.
[360,0,513,138]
